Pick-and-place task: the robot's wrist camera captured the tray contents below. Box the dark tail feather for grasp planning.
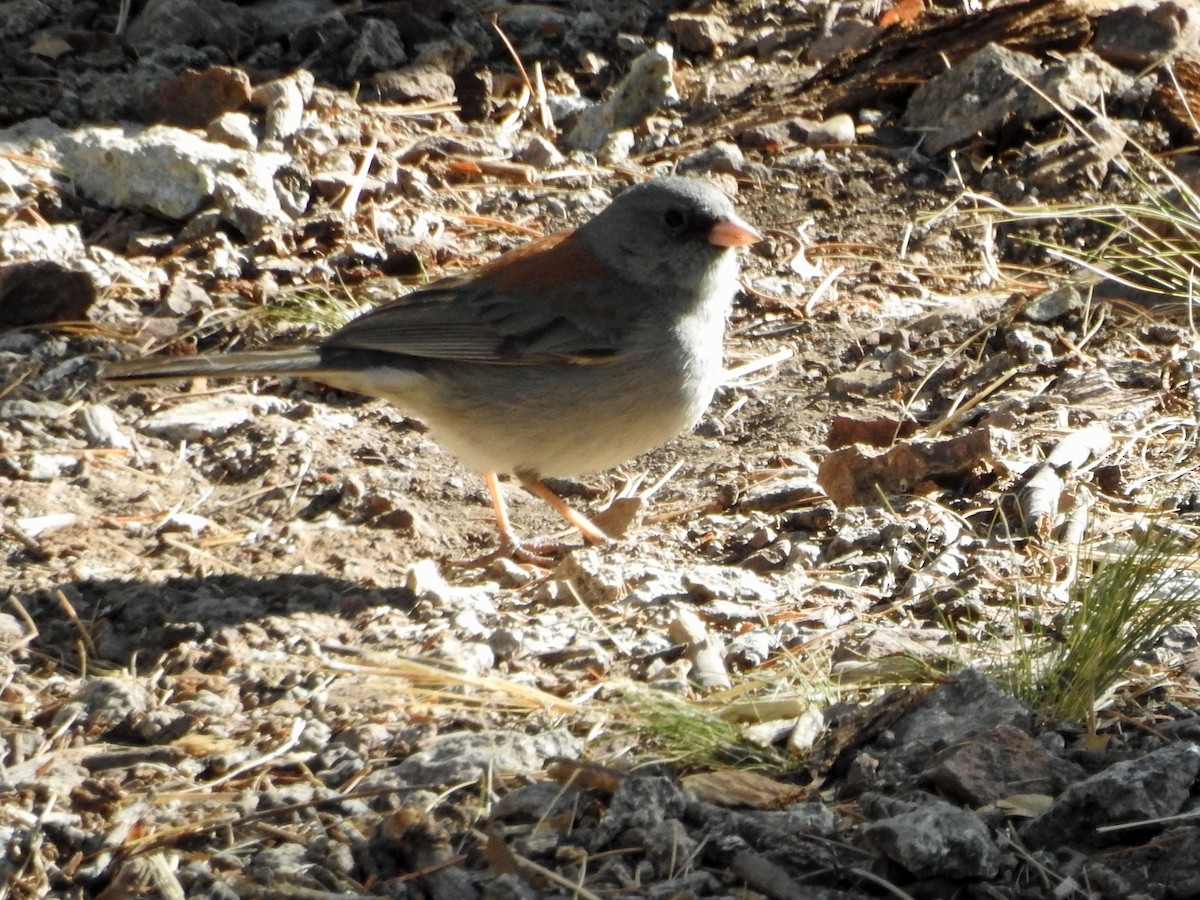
[100,349,325,383]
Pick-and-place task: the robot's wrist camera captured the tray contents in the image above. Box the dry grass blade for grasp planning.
[321,651,579,713]
[963,109,1200,313]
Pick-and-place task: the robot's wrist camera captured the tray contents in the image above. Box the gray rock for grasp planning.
[893,668,1031,748]
[597,128,636,163]
[515,134,565,168]
[0,0,54,40]
[595,776,691,847]
[903,44,1133,155]
[0,223,86,264]
[676,141,745,176]
[682,565,777,605]
[1093,2,1199,69]
[0,398,69,420]
[547,93,591,129]
[875,669,1033,788]
[922,724,1083,806]
[0,119,64,209]
[667,12,739,57]
[23,453,81,481]
[785,801,841,837]
[247,844,309,884]
[491,780,583,822]
[372,64,456,104]
[207,112,258,150]
[126,0,257,54]
[1022,742,1200,848]
[1023,285,1083,322]
[396,729,581,785]
[214,165,289,239]
[807,20,882,66]
[244,0,334,42]
[807,114,856,147]
[345,18,408,80]
[0,333,41,356]
[175,689,242,719]
[137,394,290,442]
[254,71,314,144]
[413,37,477,75]
[1006,328,1054,365]
[81,677,150,731]
[863,801,1001,879]
[645,819,697,877]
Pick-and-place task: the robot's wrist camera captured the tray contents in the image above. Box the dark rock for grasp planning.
[454,67,495,120]
[862,800,1001,879]
[344,18,408,80]
[126,0,257,54]
[875,669,1033,788]
[922,724,1084,806]
[0,260,95,326]
[594,776,690,847]
[1022,742,1200,848]
[1093,3,1198,69]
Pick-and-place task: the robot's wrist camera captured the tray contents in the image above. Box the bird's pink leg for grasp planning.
[473,470,556,566]
[484,469,517,547]
[455,471,609,568]
[519,477,610,545]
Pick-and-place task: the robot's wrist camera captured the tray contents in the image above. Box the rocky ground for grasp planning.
[6,0,1200,897]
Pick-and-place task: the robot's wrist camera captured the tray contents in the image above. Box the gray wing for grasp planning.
[322,256,632,366]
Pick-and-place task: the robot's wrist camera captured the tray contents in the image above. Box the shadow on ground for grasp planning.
[14,574,419,671]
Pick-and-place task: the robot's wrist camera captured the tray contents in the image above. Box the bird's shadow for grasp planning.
[12,573,419,672]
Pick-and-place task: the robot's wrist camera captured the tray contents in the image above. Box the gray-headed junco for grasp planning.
[103,176,762,560]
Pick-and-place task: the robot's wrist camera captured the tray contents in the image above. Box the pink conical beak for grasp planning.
[708,213,763,248]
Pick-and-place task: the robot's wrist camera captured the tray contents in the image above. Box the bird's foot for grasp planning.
[451,535,575,569]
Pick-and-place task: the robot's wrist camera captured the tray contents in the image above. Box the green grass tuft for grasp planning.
[624,692,786,770]
[1002,528,1200,725]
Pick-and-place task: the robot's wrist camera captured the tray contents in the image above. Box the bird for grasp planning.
[103,176,762,562]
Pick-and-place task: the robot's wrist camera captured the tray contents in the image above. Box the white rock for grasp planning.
[79,403,134,451]
[568,43,678,151]
[160,512,212,535]
[0,118,66,205]
[25,454,80,481]
[16,513,79,536]
[57,124,296,223]
[137,394,290,442]
[0,224,86,263]
[207,112,259,150]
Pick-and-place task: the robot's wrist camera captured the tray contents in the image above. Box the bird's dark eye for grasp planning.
[663,208,686,229]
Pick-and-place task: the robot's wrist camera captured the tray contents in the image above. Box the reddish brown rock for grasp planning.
[923,725,1081,806]
[667,12,739,56]
[145,66,252,129]
[827,411,919,449]
[817,428,1003,506]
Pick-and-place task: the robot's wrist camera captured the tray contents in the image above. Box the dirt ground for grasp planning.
[6,0,1200,897]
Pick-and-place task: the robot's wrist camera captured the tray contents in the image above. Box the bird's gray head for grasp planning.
[579,176,760,293]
